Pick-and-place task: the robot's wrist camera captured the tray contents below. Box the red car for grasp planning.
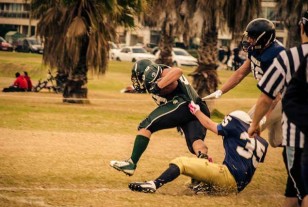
[0,37,13,52]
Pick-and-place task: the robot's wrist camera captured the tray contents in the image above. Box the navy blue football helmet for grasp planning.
[241,18,276,52]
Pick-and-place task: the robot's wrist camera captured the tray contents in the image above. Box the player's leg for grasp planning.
[282,147,300,207]
[301,139,308,207]
[248,101,283,147]
[265,101,283,147]
[179,103,210,187]
[284,146,305,206]
[110,98,188,176]
[129,156,237,194]
[171,157,237,194]
[180,119,208,156]
[129,164,180,193]
[110,129,151,176]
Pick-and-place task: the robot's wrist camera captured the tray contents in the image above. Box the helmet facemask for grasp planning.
[241,32,252,52]
[131,70,146,93]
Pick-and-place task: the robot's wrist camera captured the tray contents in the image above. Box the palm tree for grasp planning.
[142,0,189,66]
[30,0,144,103]
[142,0,261,96]
[189,0,261,97]
[276,0,308,48]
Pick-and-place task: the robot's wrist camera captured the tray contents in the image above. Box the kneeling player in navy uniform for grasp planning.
[128,102,268,194]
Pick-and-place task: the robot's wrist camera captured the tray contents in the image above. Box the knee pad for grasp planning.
[170,156,188,172]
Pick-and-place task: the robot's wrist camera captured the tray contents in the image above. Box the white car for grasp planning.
[108,41,120,60]
[155,47,198,67]
[115,46,156,62]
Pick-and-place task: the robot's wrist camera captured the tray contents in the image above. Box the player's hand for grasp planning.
[189,101,200,115]
[248,123,260,137]
[202,90,222,100]
[147,82,161,94]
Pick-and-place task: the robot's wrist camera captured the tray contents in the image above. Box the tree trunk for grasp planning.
[63,36,89,104]
[63,78,89,104]
[155,15,174,66]
[189,22,219,98]
[286,25,301,49]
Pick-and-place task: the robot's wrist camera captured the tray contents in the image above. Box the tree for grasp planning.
[276,0,308,48]
[189,0,261,97]
[142,0,189,66]
[30,0,144,103]
[142,0,261,97]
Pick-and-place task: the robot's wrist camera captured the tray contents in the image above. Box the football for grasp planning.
[159,80,178,96]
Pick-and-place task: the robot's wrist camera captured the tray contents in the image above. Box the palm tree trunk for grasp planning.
[189,21,219,97]
[286,25,301,49]
[155,15,174,66]
[63,36,89,104]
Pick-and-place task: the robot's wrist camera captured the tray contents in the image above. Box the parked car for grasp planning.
[108,41,120,60]
[155,47,198,67]
[0,36,13,52]
[144,43,158,53]
[115,46,156,62]
[15,38,43,54]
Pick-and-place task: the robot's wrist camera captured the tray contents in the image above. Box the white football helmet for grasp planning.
[229,110,252,125]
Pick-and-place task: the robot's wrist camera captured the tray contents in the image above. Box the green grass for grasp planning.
[0,51,286,207]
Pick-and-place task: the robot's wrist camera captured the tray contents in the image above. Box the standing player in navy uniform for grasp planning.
[128,102,268,194]
[110,59,211,177]
[204,18,285,148]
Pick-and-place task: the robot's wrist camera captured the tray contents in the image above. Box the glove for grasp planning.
[147,82,161,94]
[189,101,200,115]
[202,90,222,100]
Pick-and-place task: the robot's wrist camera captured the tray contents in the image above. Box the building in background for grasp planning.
[218,0,287,49]
[0,0,38,40]
[261,0,287,46]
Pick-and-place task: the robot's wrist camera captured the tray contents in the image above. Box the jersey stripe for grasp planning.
[259,44,308,148]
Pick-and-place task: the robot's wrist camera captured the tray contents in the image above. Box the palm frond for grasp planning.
[66,16,87,38]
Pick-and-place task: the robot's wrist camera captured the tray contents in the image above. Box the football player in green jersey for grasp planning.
[110,59,211,178]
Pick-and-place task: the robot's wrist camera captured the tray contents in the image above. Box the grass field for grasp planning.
[0,51,286,207]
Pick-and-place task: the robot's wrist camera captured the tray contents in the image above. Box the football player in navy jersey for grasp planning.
[204,18,285,149]
[128,101,268,194]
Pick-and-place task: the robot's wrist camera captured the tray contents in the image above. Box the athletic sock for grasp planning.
[154,164,180,189]
[130,135,150,164]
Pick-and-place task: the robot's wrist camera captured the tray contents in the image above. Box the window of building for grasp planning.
[262,6,284,31]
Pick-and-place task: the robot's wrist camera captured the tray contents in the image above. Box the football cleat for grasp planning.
[109,159,136,176]
[192,182,212,194]
[128,181,156,193]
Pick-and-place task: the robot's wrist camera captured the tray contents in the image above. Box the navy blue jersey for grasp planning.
[248,40,284,81]
[217,115,268,192]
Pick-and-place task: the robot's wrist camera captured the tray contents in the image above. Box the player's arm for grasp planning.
[189,101,218,134]
[202,59,251,100]
[156,67,182,89]
[220,59,251,94]
[248,93,274,136]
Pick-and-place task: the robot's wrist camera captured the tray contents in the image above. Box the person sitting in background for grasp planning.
[2,72,28,92]
[23,71,33,91]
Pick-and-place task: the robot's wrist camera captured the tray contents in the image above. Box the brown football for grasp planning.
[159,80,178,96]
